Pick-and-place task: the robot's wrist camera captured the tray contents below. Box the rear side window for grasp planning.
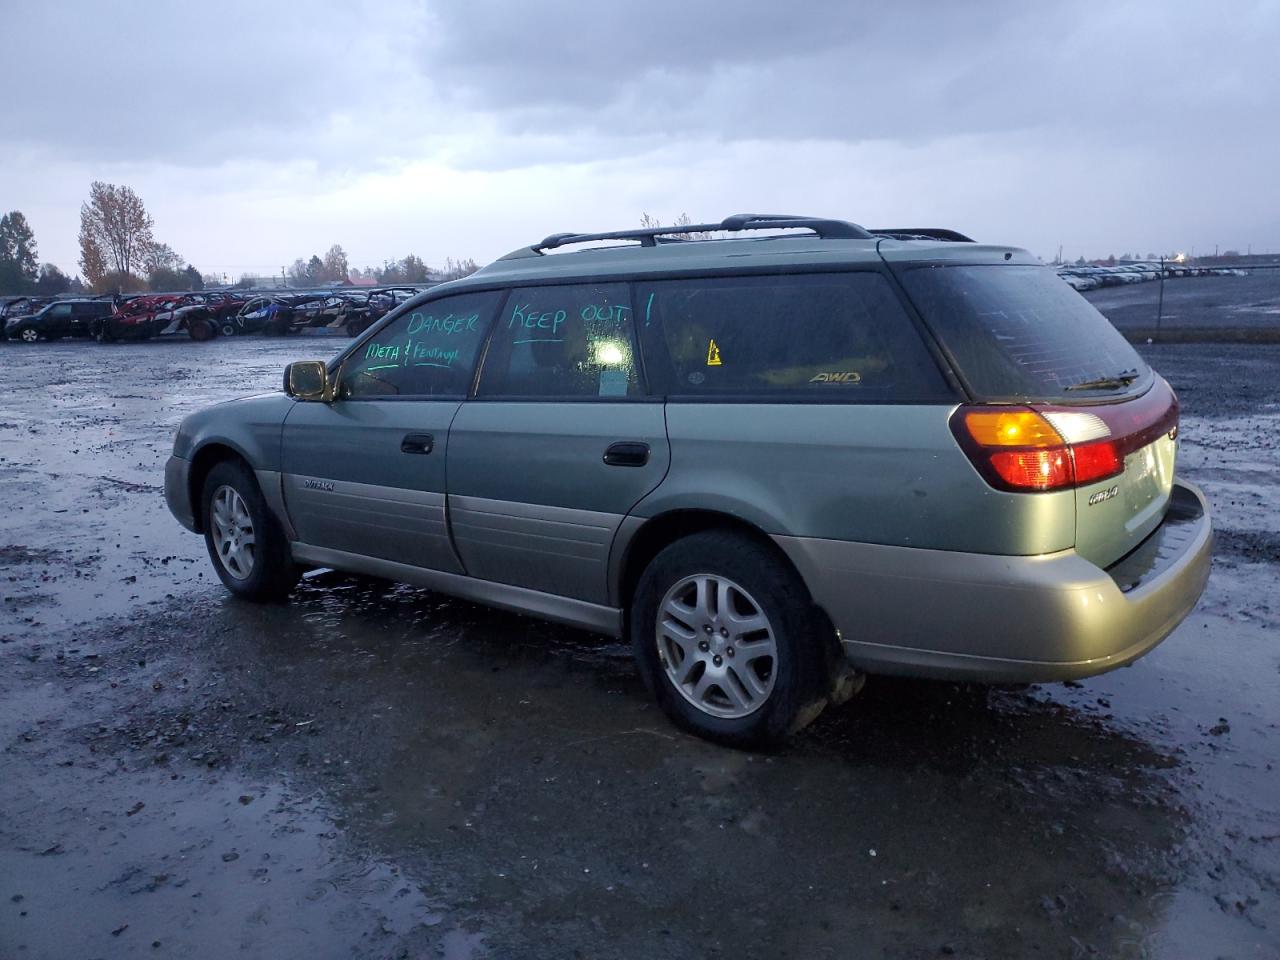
[338,290,500,398]
[899,264,1150,399]
[477,283,641,398]
[638,272,951,400]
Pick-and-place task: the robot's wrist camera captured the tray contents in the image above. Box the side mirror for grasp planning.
[284,361,332,401]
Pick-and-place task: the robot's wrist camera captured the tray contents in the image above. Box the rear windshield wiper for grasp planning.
[1064,369,1140,391]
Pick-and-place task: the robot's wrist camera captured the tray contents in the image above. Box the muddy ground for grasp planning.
[0,333,1277,959]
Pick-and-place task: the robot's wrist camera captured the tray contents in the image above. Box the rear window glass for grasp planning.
[638,272,951,400]
[899,265,1149,399]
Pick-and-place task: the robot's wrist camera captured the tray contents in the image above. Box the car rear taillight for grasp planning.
[951,383,1178,493]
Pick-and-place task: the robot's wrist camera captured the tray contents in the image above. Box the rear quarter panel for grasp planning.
[640,403,1077,555]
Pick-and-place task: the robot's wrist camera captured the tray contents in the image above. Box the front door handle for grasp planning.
[401,433,434,455]
[603,441,650,467]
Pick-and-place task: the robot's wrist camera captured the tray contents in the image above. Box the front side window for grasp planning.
[639,272,951,400]
[477,283,641,398]
[338,290,500,398]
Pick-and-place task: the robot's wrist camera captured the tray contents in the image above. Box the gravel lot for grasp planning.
[1086,270,1280,341]
[1,332,1277,959]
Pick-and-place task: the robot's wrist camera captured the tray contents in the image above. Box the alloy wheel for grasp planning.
[656,574,778,719]
[210,485,256,580]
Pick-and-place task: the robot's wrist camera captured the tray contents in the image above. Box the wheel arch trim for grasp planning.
[186,441,294,540]
[608,507,809,612]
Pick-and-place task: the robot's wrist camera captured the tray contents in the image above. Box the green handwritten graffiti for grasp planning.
[409,343,460,366]
[580,303,631,323]
[365,341,400,361]
[509,303,566,334]
[406,312,478,336]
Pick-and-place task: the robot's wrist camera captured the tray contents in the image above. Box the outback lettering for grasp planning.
[1087,485,1120,506]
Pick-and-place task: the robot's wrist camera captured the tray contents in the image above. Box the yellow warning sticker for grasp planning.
[706,339,722,366]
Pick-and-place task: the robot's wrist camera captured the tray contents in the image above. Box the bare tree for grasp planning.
[639,212,712,240]
[142,241,184,276]
[77,216,108,288]
[671,212,713,241]
[79,182,154,286]
[322,244,349,283]
[439,257,479,281]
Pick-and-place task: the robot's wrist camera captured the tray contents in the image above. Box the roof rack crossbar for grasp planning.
[870,227,974,243]
[529,213,874,254]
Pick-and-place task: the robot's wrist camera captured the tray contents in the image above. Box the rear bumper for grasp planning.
[774,480,1213,683]
[165,455,198,532]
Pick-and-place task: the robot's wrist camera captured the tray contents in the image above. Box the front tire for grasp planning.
[201,460,299,601]
[631,531,831,747]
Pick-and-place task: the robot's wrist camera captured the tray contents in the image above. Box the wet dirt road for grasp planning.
[1,338,1277,959]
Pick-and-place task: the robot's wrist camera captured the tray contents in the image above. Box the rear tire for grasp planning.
[188,319,216,341]
[201,460,299,601]
[631,530,831,747]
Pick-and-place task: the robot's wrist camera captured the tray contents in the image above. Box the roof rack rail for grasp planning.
[501,214,875,259]
[870,227,974,243]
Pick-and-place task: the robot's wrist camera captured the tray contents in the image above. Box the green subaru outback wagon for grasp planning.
[165,215,1212,745]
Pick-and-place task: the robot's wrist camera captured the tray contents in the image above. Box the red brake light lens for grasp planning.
[1070,438,1124,485]
[987,449,1074,490]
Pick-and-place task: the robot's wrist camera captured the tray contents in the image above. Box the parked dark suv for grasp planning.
[164,215,1212,746]
[5,299,115,342]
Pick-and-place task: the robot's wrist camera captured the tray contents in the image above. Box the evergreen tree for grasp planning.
[0,210,40,294]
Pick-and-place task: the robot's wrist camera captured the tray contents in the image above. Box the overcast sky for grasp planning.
[3,0,1278,278]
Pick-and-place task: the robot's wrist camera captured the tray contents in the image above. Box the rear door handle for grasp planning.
[401,433,434,455]
[603,441,650,467]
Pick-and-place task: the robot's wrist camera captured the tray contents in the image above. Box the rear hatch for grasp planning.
[891,253,1179,568]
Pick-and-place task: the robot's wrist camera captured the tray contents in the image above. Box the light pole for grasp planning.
[1155,256,1165,343]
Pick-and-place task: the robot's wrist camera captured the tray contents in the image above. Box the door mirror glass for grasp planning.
[284,360,330,401]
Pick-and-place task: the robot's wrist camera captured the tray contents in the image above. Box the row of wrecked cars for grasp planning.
[0,287,424,343]
[1056,262,1247,292]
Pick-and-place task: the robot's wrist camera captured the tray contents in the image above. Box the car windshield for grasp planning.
[898,264,1150,400]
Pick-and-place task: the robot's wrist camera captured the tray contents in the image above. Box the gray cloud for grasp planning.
[2,0,1277,271]
[420,1,1279,150]
[1,0,430,165]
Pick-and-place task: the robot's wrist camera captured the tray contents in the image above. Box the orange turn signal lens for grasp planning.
[962,409,1064,448]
